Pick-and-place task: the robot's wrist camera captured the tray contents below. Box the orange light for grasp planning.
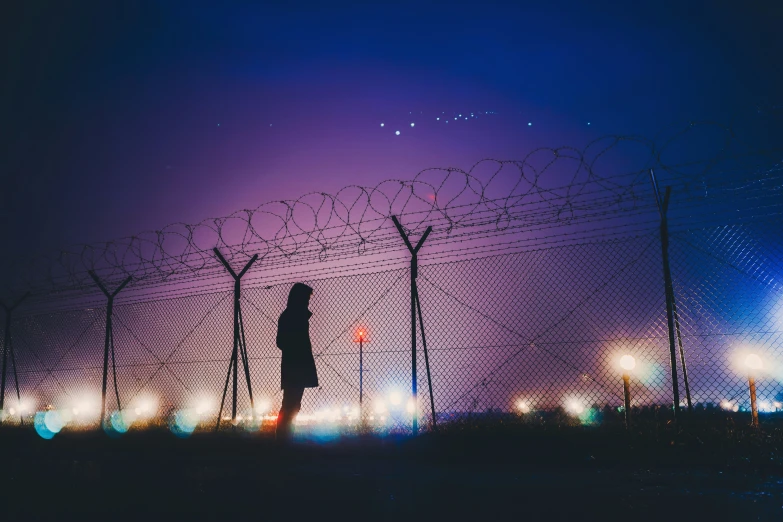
[353,328,370,343]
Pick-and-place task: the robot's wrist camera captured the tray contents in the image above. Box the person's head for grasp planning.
[287,282,313,309]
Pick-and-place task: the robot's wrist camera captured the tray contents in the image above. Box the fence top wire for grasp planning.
[5,121,782,305]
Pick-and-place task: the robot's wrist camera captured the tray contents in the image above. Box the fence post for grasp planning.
[0,293,30,423]
[391,216,436,434]
[213,248,258,430]
[89,272,132,429]
[649,170,693,420]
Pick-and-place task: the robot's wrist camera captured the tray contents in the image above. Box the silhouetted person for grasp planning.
[275,282,318,441]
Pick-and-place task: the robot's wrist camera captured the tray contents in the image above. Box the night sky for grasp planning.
[2,0,782,279]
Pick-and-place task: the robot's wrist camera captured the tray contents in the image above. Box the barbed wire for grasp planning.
[8,121,782,298]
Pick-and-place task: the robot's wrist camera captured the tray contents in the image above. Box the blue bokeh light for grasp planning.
[34,412,56,440]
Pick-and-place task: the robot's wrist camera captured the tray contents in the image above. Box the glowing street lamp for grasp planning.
[619,355,636,428]
[744,353,763,427]
[353,327,370,420]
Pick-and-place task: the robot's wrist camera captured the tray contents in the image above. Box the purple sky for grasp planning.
[2,0,782,277]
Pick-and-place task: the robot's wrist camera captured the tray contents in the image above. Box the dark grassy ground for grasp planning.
[2,412,783,521]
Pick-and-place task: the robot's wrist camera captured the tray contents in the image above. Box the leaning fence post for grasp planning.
[1,292,30,423]
[391,216,436,434]
[88,271,132,429]
[649,169,693,420]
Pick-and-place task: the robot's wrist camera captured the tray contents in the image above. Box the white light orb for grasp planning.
[745,353,763,371]
[395,130,400,135]
[406,399,415,414]
[436,117,440,120]
[380,123,384,127]
[527,122,532,126]
[565,400,584,415]
[516,401,531,414]
[619,355,636,371]
[374,400,387,414]
[410,122,415,127]
[389,391,402,406]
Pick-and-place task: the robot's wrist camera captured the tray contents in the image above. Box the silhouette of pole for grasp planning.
[1,293,29,423]
[89,272,132,429]
[353,329,369,424]
[649,169,692,420]
[749,375,759,427]
[391,215,435,434]
[213,248,258,430]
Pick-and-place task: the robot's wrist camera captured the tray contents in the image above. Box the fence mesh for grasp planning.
[3,220,781,435]
[2,123,782,435]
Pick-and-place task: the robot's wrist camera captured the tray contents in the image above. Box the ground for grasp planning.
[2,416,783,521]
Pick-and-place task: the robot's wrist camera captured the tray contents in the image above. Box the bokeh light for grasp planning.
[389,391,402,406]
[619,355,636,371]
[170,409,199,438]
[44,410,65,433]
[34,412,56,440]
[745,353,763,371]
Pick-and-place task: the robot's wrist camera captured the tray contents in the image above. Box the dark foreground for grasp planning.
[2,419,783,521]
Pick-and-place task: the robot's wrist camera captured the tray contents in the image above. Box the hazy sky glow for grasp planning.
[3,0,781,265]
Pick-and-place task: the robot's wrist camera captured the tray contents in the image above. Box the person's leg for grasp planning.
[276,387,305,440]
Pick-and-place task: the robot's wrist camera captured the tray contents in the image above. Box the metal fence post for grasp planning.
[0,293,29,423]
[89,272,132,429]
[213,248,258,430]
[649,170,693,420]
[391,216,435,434]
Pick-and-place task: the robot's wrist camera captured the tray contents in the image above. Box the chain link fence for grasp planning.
[3,218,780,435]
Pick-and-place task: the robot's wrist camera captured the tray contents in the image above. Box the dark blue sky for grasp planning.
[2,0,781,275]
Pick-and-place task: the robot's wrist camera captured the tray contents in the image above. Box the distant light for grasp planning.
[269,124,272,127]
[619,355,636,371]
[745,353,763,371]
[256,399,271,414]
[196,399,211,415]
[410,123,415,127]
[34,412,56,440]
[374,400,387,414]
[565,399,584,415]
[380,123,385,127]
[528,122,532,126]
[9,408,16,415]
[587,122,591,125]
[516,401,531,414]
[459,114,462,117]
[406,399,415,414]
[436,117,440,120]
[72,408,80,415]
[389,391,402,406]
[44,410,64,433]
[395,130,400,135]
[217,123,220,127]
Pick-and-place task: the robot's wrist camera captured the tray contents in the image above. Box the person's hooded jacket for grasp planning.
[276,283,319,389]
